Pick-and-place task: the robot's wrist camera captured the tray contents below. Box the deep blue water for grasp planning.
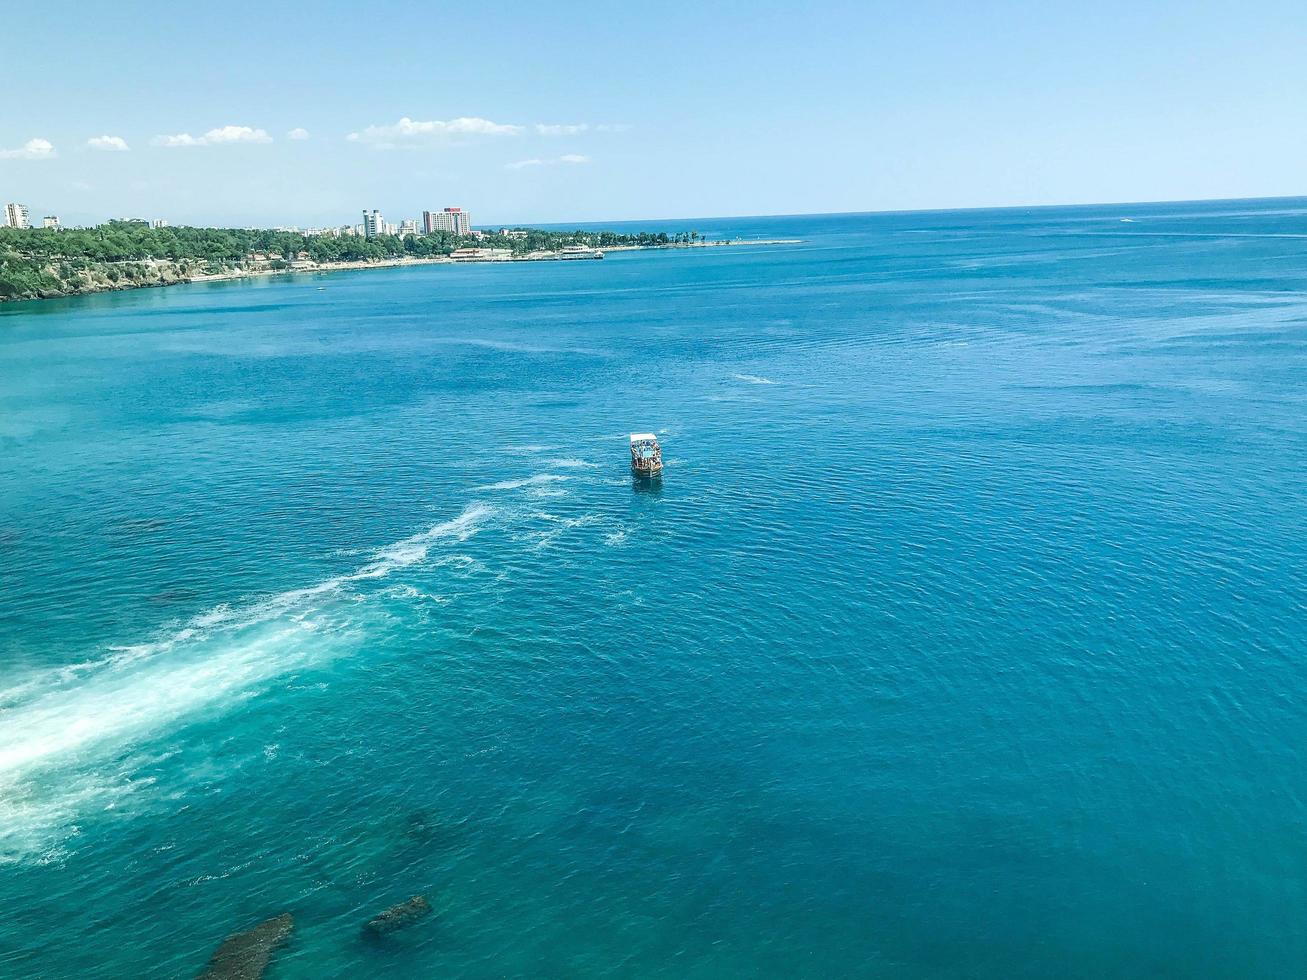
[1,200,1306,978]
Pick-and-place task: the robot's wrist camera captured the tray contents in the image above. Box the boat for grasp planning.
[559,245,603,260]
[630,432,662,477]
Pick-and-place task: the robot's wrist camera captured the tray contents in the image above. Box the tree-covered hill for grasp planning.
[0,222,690,301]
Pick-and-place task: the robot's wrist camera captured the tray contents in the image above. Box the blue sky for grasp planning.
[2,0,1306,226]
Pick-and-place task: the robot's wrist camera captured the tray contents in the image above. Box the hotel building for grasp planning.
[422,207,471,235]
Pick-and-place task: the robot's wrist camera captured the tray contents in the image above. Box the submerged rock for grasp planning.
[403,810,439,843]
[363,895,432,937]
[197,913,294,980]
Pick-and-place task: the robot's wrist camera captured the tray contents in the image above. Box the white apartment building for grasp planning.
[4,202,30,228]
[399,219,418,236]
[42,216,60,229]
[422,207,471,235]
[362,209,383,238]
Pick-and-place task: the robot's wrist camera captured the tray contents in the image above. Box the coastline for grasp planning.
[0,238,802,305]
[191,239,802,280]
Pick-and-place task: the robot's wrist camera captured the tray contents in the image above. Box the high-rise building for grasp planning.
[4,203,30,228]
[151,219,168,229]
[42,216,60,229]
[362,209,383,238]
[422,207,471,235]
[399,219,418,236]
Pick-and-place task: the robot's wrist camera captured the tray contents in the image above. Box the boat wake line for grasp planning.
[0,502,492,863]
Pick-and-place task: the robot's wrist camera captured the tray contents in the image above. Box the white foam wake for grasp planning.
[0,624,316,777]
[550,459,600,469]
[0,503,492,861]
[733,373,777,385]
[474,473,571,491]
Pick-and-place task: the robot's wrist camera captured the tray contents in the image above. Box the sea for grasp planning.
[1,199,1305,978]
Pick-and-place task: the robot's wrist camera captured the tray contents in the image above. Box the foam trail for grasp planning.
[0,503,492,859]
[0,503,490,706]
[0,624,316,777]
[474,474,570,491]
[550,459,600,469]
[733,373,777,385]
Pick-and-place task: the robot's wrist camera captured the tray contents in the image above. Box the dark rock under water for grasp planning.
[197,913,294,980]
[403,809,439,843]
[363,895,433,937]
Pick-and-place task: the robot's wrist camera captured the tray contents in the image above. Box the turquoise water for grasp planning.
[1,200,1306,978]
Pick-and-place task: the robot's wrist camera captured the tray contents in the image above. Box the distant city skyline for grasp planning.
[3,1,1306,225]
[2,200,484,238]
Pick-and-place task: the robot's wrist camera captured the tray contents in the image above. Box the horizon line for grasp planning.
[542,192,1307,227]
[10,193,1306,232]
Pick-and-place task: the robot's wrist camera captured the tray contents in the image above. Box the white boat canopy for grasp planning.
[630,432,657,442]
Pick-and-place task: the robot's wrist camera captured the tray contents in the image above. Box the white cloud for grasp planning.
[87,135,130,152]
[151,133,201,147]
[151,125,272,147]
[287,127,310,140]
[0,138,56,160]
[535,123,589,136]
[204,125,272,144]
[535,123,631,136]
[347,116,523,148]
[505,154,591,170]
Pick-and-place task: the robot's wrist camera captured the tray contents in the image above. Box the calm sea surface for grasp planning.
[1,201,1306,978]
